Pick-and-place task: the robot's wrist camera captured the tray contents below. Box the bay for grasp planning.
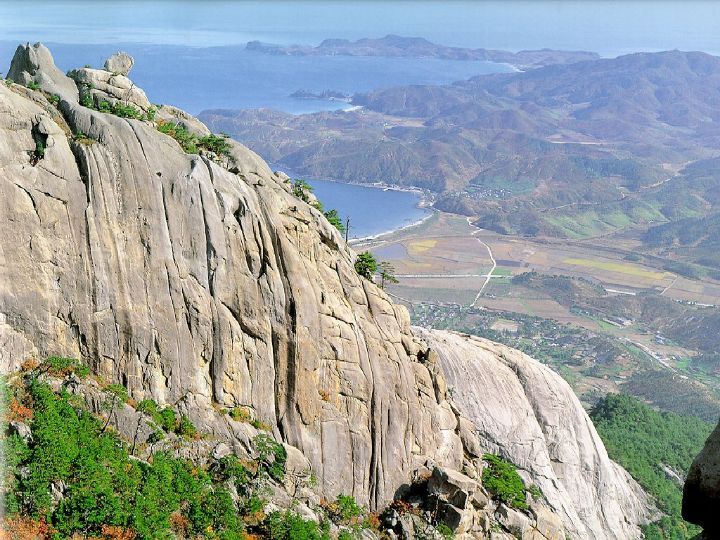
[307,179,429,240]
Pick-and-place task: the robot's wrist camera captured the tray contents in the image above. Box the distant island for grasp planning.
[246,34,600,70]
[290,89,351,102]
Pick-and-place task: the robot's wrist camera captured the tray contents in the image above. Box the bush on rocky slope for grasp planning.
[481,454,533,510]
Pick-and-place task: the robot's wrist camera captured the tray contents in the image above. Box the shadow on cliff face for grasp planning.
[683,421,720,537]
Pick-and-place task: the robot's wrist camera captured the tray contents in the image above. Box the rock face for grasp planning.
[414,328,655,539]
[683,421,720,536]
[68,66,153,112]
[0,44,651,538]
[0,45,465,510]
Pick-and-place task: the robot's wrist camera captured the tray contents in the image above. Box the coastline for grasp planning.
[349,209,436,246]
[271,165,436,242]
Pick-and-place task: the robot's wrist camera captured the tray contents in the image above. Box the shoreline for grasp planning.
[307,177,436,244]
[350,209,436,246]
[271,165,436,243]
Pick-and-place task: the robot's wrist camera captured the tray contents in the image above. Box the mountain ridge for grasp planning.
[201,49,720,239]
[246,34,600,70]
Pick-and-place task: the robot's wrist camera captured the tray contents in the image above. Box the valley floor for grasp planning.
[361,211,720,419]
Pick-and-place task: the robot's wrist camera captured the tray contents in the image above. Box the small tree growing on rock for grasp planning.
[324,208,346,234]
[379,261,399,289]
[291,179,313,203]
[354,252,378,280]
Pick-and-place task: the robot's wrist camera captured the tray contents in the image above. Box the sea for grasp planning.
[307,180,429,241]
[2,0,718,237]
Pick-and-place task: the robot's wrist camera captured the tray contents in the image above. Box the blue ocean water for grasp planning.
[0,41,510,114]
[307,180,429,240]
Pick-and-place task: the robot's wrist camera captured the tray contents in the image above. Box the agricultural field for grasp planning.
[361,212,720,307]
[362,210,720,421]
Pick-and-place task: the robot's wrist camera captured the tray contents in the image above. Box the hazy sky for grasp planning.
[0,1,719,56]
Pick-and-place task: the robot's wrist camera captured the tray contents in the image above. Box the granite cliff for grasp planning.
[0,43,652,538]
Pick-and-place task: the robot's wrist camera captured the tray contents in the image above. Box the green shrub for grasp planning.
[324,209,346,233]
[198,133,231,156]
[42,356,90,377]
[156,121,230,156]
[136,398,159,416]
[158,406,178,432]
[178,414,197,439]
[147,429,165,444]
[335,494,363,523]
[482,454,528,510]
[251,419,272,431]
[157,121,198,153]
[104,383,130,402]
[144,105,157,122]
[33,141,45,160]
[354,252,378,280]
[47,94,60,105]
[73,130,95,144]
[292,179,313,203]
[109,101,143,119]
[264,510,329,540]
[229,406,252,422]
[528,484,542,500]
[436,523,455,540]
[26,80,40,91]
[215,455,252,494]
[254,434,287,482]
[80,88,94,108]
[188,486,244,539]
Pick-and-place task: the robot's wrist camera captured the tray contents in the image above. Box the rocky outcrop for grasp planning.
[0,45,466,511]
[683,421,720,537]
[68,66,153,112]
[7,43,79,102]
[0,44,650,538]
[414,328,655,539]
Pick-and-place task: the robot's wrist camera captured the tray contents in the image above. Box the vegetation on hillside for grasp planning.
[590,394,713,539]
[291,179,346,235]
[481,454,540,510]
[0,360,376,540]
[156,121,231,157]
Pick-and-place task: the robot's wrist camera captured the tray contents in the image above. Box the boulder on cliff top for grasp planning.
[104,52,134,76]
